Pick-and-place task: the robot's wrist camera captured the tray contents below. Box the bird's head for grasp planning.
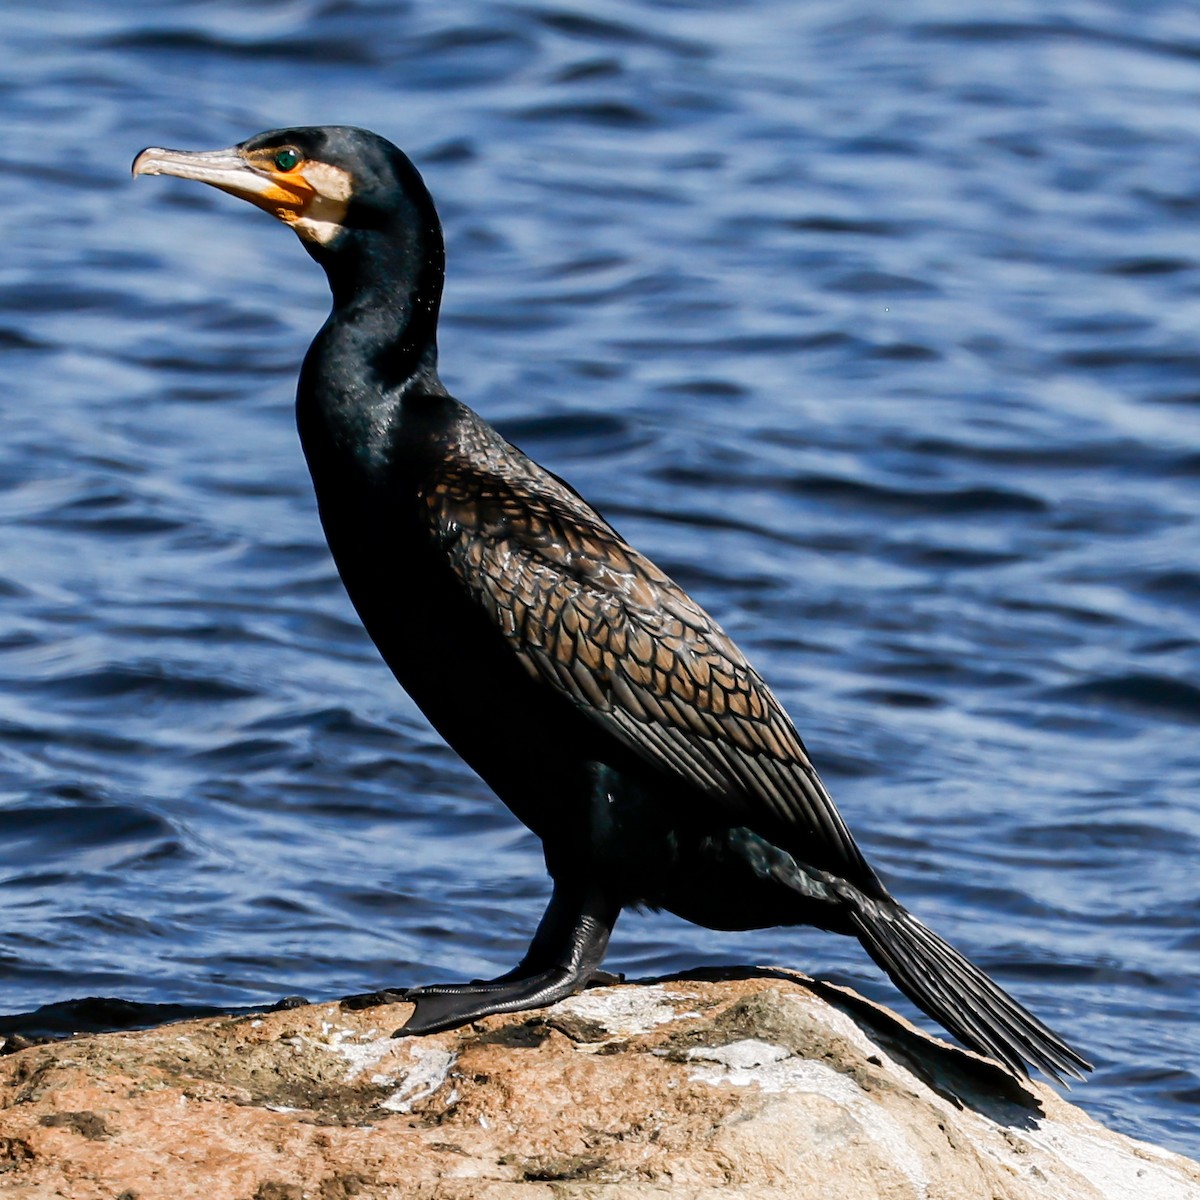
[133,126,442,276]
[132,124,447,366]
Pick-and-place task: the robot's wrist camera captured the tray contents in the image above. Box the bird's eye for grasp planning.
[274,148,302,172]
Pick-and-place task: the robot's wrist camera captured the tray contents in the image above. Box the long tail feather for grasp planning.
[847,899,1091,1085]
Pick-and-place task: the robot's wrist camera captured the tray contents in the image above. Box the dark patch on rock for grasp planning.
[1,1034,40,1057]
[270,996,311,1012]
[149,1023,400,1126]
[507,1153,611,1182]
[595,1039,629,1055]
[543,1010,612,1043]
[472,1020,552,1049]
[317,1175,368,1199]
[0,1136,34,1170]
[253,1182,303,1200]
[39,1110,112,1139]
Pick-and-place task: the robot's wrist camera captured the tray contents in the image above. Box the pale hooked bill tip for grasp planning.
[131,147,168,177]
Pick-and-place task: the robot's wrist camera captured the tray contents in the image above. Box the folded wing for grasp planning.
[423,450,886,898]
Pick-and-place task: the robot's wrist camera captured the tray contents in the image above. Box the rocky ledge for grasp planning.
[0,969,1196,1200]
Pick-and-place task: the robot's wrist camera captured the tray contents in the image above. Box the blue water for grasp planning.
[1,0,1198,1157]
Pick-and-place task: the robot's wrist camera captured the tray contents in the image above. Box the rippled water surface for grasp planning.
[2,0,1199,1156]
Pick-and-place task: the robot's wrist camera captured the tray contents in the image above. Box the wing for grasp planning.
[423,448,884,895]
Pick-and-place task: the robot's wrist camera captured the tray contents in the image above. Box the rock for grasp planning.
[0,969,1196,1199]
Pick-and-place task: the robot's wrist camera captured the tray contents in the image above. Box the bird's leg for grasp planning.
[393,880,620,1037]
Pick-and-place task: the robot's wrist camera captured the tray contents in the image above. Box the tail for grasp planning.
[848,899,1091,1085]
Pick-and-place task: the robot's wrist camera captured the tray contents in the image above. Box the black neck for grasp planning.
[307,215,445,391]
[297,209,452,487]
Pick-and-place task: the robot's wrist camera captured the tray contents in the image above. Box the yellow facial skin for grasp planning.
[132,144,352,244]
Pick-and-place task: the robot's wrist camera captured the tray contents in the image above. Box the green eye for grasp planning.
[274,147,301,171]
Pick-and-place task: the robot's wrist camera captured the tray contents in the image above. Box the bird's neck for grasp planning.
[298,231,451,484]
[317,228,445,390]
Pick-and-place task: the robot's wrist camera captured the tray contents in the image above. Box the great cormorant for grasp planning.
[132,127,1090,1084]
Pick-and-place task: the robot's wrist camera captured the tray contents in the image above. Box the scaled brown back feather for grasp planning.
[423,440,885,897]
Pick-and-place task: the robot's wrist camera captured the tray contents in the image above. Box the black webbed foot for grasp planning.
[395,964,624,1035]
[397,966,590,1036]
[384,879,620,1036]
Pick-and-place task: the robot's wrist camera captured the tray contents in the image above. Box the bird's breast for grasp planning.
[305,464,607,843]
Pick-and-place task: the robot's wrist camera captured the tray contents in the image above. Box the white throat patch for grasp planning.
[292,161,353,245]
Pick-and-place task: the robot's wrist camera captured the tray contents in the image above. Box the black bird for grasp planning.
[133,127,1090,1084]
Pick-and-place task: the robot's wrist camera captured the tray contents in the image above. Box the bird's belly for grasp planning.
[593,777,853,935]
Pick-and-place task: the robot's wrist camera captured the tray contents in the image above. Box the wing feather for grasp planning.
[423,453,884,894]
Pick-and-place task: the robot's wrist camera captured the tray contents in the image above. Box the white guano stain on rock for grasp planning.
[1017,1121,1200,1200]
[312,1027,397,1081]
[688,1039,931,1199]
[379,1045,456,1113]
[305,1026,457,1112]
[785,991,906,1062]
[554,983,688,1034]
[686,1037,791,1076]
